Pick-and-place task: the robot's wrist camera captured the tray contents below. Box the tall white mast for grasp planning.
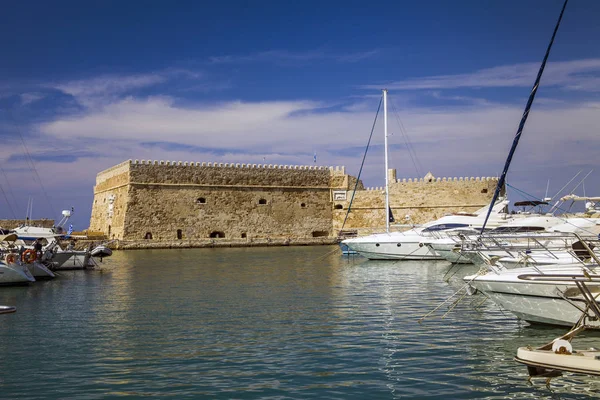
[383,89,390,233]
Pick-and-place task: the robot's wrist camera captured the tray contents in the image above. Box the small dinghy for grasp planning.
[516,333,600,377]
[0,305,16,314]
[90,245,112,259]
[515,273,600,381]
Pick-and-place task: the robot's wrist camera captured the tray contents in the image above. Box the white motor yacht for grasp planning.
[342,199,512,260]
[464,262,600,327]
[431,216,600,266]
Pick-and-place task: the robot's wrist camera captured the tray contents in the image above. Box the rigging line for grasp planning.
[506,182,599,236]
[339,95,383,234]
[568,169,593,196]
[0,184,17,218]
[0,166,19,217]
[480,0,569,233]
[6,108,57,217]
[390,99,423,177]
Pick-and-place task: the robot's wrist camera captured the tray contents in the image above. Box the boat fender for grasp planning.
[5,253,17,264]
[21,249,37,264]
[552,339,572,355]
[466,285,478,296]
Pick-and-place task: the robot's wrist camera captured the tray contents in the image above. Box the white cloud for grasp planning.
[49,68,203,108]
[365,58,600,91]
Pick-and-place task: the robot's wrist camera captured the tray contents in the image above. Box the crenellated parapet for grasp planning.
[393,176,498,183]
[128,158,342,171]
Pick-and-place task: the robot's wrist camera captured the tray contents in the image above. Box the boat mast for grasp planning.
[383,89,390,233]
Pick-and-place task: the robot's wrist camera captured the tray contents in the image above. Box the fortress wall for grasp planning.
[89,184,130,239]
[90,161,132,239]
[89,160,499,242]
[333,176,499,234]
[123,185,332,240]
[0,219,54,230]
[128,160,340,188]
[95,160,131,187]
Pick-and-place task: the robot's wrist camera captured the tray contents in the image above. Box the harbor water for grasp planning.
[1,246,599,399]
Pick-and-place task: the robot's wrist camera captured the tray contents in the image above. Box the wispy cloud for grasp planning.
[208,49,379,65]
[49,68,203,108]
[365,58,600,91]
[20,92,45,105]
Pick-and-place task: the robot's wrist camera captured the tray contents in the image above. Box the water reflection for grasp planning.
[0,247,598,398]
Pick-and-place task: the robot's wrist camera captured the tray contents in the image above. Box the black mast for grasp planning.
[480,0,569,233]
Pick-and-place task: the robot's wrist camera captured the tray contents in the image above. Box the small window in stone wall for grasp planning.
[258,198,267,205]
[197,197,206,204]
[334,204,343,210]
[177,229,183,239]
[209,231,225,238]
[241,232,247,238]
[481,188,488,194]
[145,232,153,239]
[312,231,328,238]
[300,203,306,208]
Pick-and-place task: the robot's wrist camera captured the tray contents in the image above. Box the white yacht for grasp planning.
[342,199,511,260]
[0,261,35,285]
[430,216,600,265]
[464,263,600,327]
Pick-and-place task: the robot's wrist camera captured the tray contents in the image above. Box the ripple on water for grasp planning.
[0,247,598,399]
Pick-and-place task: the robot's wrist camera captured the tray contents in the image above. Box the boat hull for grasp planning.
[343,239,441,260]
[466,265,600,327]
[516,347,600,376]
[0,263,35,285]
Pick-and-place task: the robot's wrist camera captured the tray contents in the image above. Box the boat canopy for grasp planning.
[0,234,18,242]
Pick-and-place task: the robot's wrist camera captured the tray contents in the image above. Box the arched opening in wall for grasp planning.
[209,231,225,238]
[196,197,206,204]
[177,229,183,239]
[241,232,247,239]
[334,204,343,210]
[145,232,153,239]
[481,188,488,194]
[300,203,306,208]
[312,231,328,238]
[258,198,267,205]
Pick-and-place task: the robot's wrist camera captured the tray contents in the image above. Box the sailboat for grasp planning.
[341,90,515,260]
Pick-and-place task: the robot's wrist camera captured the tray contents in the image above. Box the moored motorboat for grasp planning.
[0,261,35,285]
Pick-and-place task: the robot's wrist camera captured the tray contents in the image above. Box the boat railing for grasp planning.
[450,232,600,269]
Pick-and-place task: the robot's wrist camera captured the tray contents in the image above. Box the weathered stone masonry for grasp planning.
[89,160,500,241]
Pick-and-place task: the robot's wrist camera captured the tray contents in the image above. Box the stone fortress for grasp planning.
[89,160,500,245]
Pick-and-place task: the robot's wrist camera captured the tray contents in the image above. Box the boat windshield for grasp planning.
[491,226,546,233]
[422,223,470,233]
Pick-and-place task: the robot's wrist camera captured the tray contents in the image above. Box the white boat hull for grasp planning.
[343,236,441,260]
[25,262,55,279]
[516,347,600,376]
[0,263,35,285]
[46,251,93,270]
[428,241,472,264]
[466,265,600,327]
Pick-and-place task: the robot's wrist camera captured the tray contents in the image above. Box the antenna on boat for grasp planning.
[383,89,390,233]
[480,0,569,233]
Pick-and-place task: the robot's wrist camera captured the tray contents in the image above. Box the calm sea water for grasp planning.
[0,246,599,399]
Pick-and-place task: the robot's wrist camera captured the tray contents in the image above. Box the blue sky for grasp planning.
[1,0,600,229]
